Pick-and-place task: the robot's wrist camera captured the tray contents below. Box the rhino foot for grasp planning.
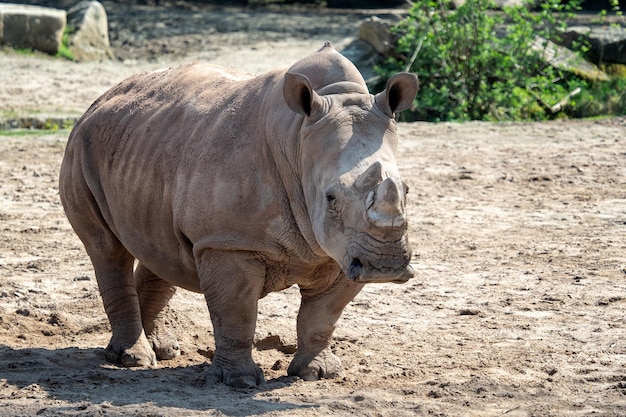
[287,348,343,381]
[205,363,265,388]
[105,336,157,367]
[147,330,180,360]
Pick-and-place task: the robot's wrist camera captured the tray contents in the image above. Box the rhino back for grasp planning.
[67,63,304,291]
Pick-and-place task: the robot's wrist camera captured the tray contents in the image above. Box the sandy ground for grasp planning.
[1,4,626,417]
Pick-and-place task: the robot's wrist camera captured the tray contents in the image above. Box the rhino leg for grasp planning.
[87,245,156,367]
[86,246,156,367]
[197,251,266,388]
[288,277,363,380]
[60,151,155,367]
[134,263,180,360]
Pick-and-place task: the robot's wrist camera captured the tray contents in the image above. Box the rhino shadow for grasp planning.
[0,344,312,416]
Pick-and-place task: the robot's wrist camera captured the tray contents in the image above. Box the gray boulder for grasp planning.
[452,0,532,9]
[358,17,397,56]
[532,37,609,82]
[66,1,114,61]
[340,39,378,85]
[560,25,626,65]
[0,3,66,54]
[340,17,402,88]
[342,16,403,88]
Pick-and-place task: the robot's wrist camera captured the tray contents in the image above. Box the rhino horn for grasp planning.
[356,161,383,191]
[367,177,406,228]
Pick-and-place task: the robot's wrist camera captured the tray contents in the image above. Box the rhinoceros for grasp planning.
[59,42,418,388]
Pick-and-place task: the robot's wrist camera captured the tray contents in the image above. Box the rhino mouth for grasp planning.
[347,257,414,283]
[345,236,414,284]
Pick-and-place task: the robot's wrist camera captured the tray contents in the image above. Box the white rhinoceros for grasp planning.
[59,42,418,388]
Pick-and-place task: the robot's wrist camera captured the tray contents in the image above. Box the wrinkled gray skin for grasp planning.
[59,43,418,388]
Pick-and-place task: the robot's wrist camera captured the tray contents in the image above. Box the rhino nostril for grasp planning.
[348,258,363,281]
[350,258,363,268]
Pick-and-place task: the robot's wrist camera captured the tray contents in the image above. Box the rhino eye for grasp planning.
[326,193,336,203]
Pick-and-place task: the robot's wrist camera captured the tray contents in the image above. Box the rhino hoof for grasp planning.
[155,343,180,360]
[225,374,261,389]
[148,335,181,360]
[105,343,157,368]
[298,368,321,381]
[288,350,343,381]
[205,364,265,388]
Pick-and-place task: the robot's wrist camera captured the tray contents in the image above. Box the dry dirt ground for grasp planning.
[1,4,626,417]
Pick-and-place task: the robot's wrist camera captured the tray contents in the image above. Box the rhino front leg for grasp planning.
[197,251,266,388]
[135,263,180,360]
[288,276,363,380]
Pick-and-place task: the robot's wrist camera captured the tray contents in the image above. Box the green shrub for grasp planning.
[570,77,626,118]
[375,0,590,121]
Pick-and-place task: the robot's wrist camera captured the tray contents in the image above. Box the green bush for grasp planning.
[570,77,626,118]
[376,0,594,121]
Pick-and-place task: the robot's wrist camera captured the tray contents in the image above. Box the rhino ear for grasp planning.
[284,72,323,117]
[376,72,419,116]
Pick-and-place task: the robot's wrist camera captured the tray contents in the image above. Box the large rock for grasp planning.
[560,26,626,65]
[0,3,66,54]
[349,16,402,88]
[66,1,114,61]
[327,0,405,6]
[358,17,396,56]
[452,0,532,9]
[340,39,378,85]
[532,37,609,81]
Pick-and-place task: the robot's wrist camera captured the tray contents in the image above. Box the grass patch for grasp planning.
[56,25,76,61]
[0,129,71,137]
[12,47,36,56]
[0,116,76,131]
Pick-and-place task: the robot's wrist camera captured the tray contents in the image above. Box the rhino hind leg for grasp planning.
[59,169,156,367]
[288,278,363,380]
[87,243,156,368]
[134,263,180,360]
[89,247,156,368]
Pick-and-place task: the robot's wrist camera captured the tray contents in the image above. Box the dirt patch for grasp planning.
[2,119,625,416]
[1,4,626,417]
[102,1,391,62]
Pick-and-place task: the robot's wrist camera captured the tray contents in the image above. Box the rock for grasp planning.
[491,0,531,7]
[0,3,66,54]
[340,39,379,85]
[66,0,114,61]
[452,0,533,9]
[358,16,396,56]
[560,25,626,65]
[345,16,403,88]
[531,36,609,81]
[327,0,405,7]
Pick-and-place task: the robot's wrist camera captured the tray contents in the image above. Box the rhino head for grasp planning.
[284,66,418,284]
